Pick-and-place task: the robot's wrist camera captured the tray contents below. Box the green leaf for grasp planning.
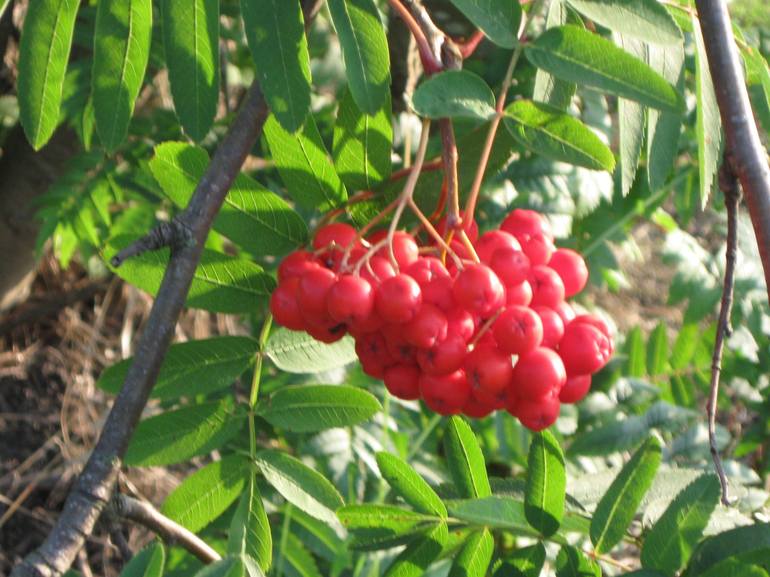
[126,400,245,466]
[444,416,491,499]
[327,0,390,114]
[193,557,246,577]
[337,504,440,550]
[264,114,348,212]
[412,70,496,120]
[647,43,684,192]
[670,324,699,370]
[590,436,662,553]
[447,0,520,48]
[626,325,647,377]
[264,327,357,374]
[258,384,381,432]
[118,543,165,577]
[255,450,344,526]
[533,0,577,110]
[149,142,308,256]
[105,237,275,314]
[683,523,770,577]
[503,100,615,171]
[92,0,152,151]
[566,0,681,45]
[18,0,80,150]
[375,452,447,518]
[525,430,566,537]
[291,509,347,563]
[162,455,251,533]
[383,522,448,577]
[449,529,494,577]
[555,545,600,577]
[228,475,272,572]
[275,533,321,577]
[493,543,546,577]
[161,0,219,141]
[525,25,684,112]
[333,88,392,192]
[447,496,530,534]
[646,322,669,376]
[692,13,722,208]
[641,474,721,576]
[98,336,258,399]
[241,0,310,132]
[615,35,646,196]
[0,0,11,19]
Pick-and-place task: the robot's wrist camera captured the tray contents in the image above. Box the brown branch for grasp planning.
[109,220,191,268]
[694,0,770,303]
[110,494,221,564]
[11,82,269,577]
[708,155,741,506]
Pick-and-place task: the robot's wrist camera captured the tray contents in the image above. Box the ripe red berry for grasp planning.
[512,390,561,431]
[378,231,419,269]
[278,250,320,282]
[493,306,543,355]
[559,374,592,404]
[305,319,347,344]
[375,274,422,323]
[501,209,553,242]
[417,333,467,375]
[453,264,506,317]
[404,304,448,349]
[445,308,476,342]
[534,307,565,349]
[383,364,421,400]
[554,301,576,325]
[420,369,471,415]
[327,275,375,325]
[572,314,612,343]
[490,247,530,286]
[355,332,394,378]
[506,280,533,307]
[406,257,453,310]
[511,347,567,401]
[475,230,521,264]
[298,267,338,319]
[529,265,565,308]
[462,395,496,419]
[313,222,359,251]
[465,344,513,396]
[360,255,397,286]
[559,322,612,376]
[270,277,305,331]
[548,248,588,297]
[522,233,555,267]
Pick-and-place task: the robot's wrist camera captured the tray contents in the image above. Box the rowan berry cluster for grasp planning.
[270,209,613,431]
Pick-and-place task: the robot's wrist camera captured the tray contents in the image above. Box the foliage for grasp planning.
[6,0,770,576]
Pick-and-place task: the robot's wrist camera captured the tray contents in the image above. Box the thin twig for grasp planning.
[694,0,770,302]
[110,494,221,564]
[109,220,191,268]
[708,154,741,506]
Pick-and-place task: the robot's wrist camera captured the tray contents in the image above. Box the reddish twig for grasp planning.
[387,0,442,73]
[390,158,443,182]
[457,30,485,59]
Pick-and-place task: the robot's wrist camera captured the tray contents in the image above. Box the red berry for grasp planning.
[490,248,530,286]
[554,301,576,326]
[549,248,588,297]
[506,280,533,306]
[375,274,422,323]
[348,309,384,337]
[420,369,471,415]
[383,364,421,400]
[360,255,397,286]
[417,333,467,375]
[452,264,506,317]
[270,277,305,331]
[327,275,375,325]
[493,306,543,355]
[298,267,338,318]
[559,374,592,404]
[278,250,320,282]
[463,395,496,419]
[475,230,521,264]
[305,319,347,344]
[378,232,419,269]
[501,209,553,242]
[313,222,359,251]
[522,233,555,266]
[512,390,561,431]
[406,257,453,310]
[511,347,567,401]
[559,323,612,376]
[404,304,448,349]
[465,344,513,396]
[355,333,394,378]
[383,324,417,364]
[572,314,612,344]
[445,308,476,342]
[534,307,565,349]
[529,265,565,308]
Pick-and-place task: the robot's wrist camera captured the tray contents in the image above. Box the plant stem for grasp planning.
[249,315,273,409]
[407,414,442,460]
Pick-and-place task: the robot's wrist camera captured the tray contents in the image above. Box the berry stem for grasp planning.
[439,119,461,230]
[463,0,544,223]
[407,197,464,269]
[469,309,503,347]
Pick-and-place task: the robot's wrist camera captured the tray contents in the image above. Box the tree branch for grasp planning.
[110,494,221,565]
[708,155,741,506]
[694,0,770,302]
[11,82,268,577]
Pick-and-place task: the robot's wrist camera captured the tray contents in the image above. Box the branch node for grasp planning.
[109,218,194,268]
